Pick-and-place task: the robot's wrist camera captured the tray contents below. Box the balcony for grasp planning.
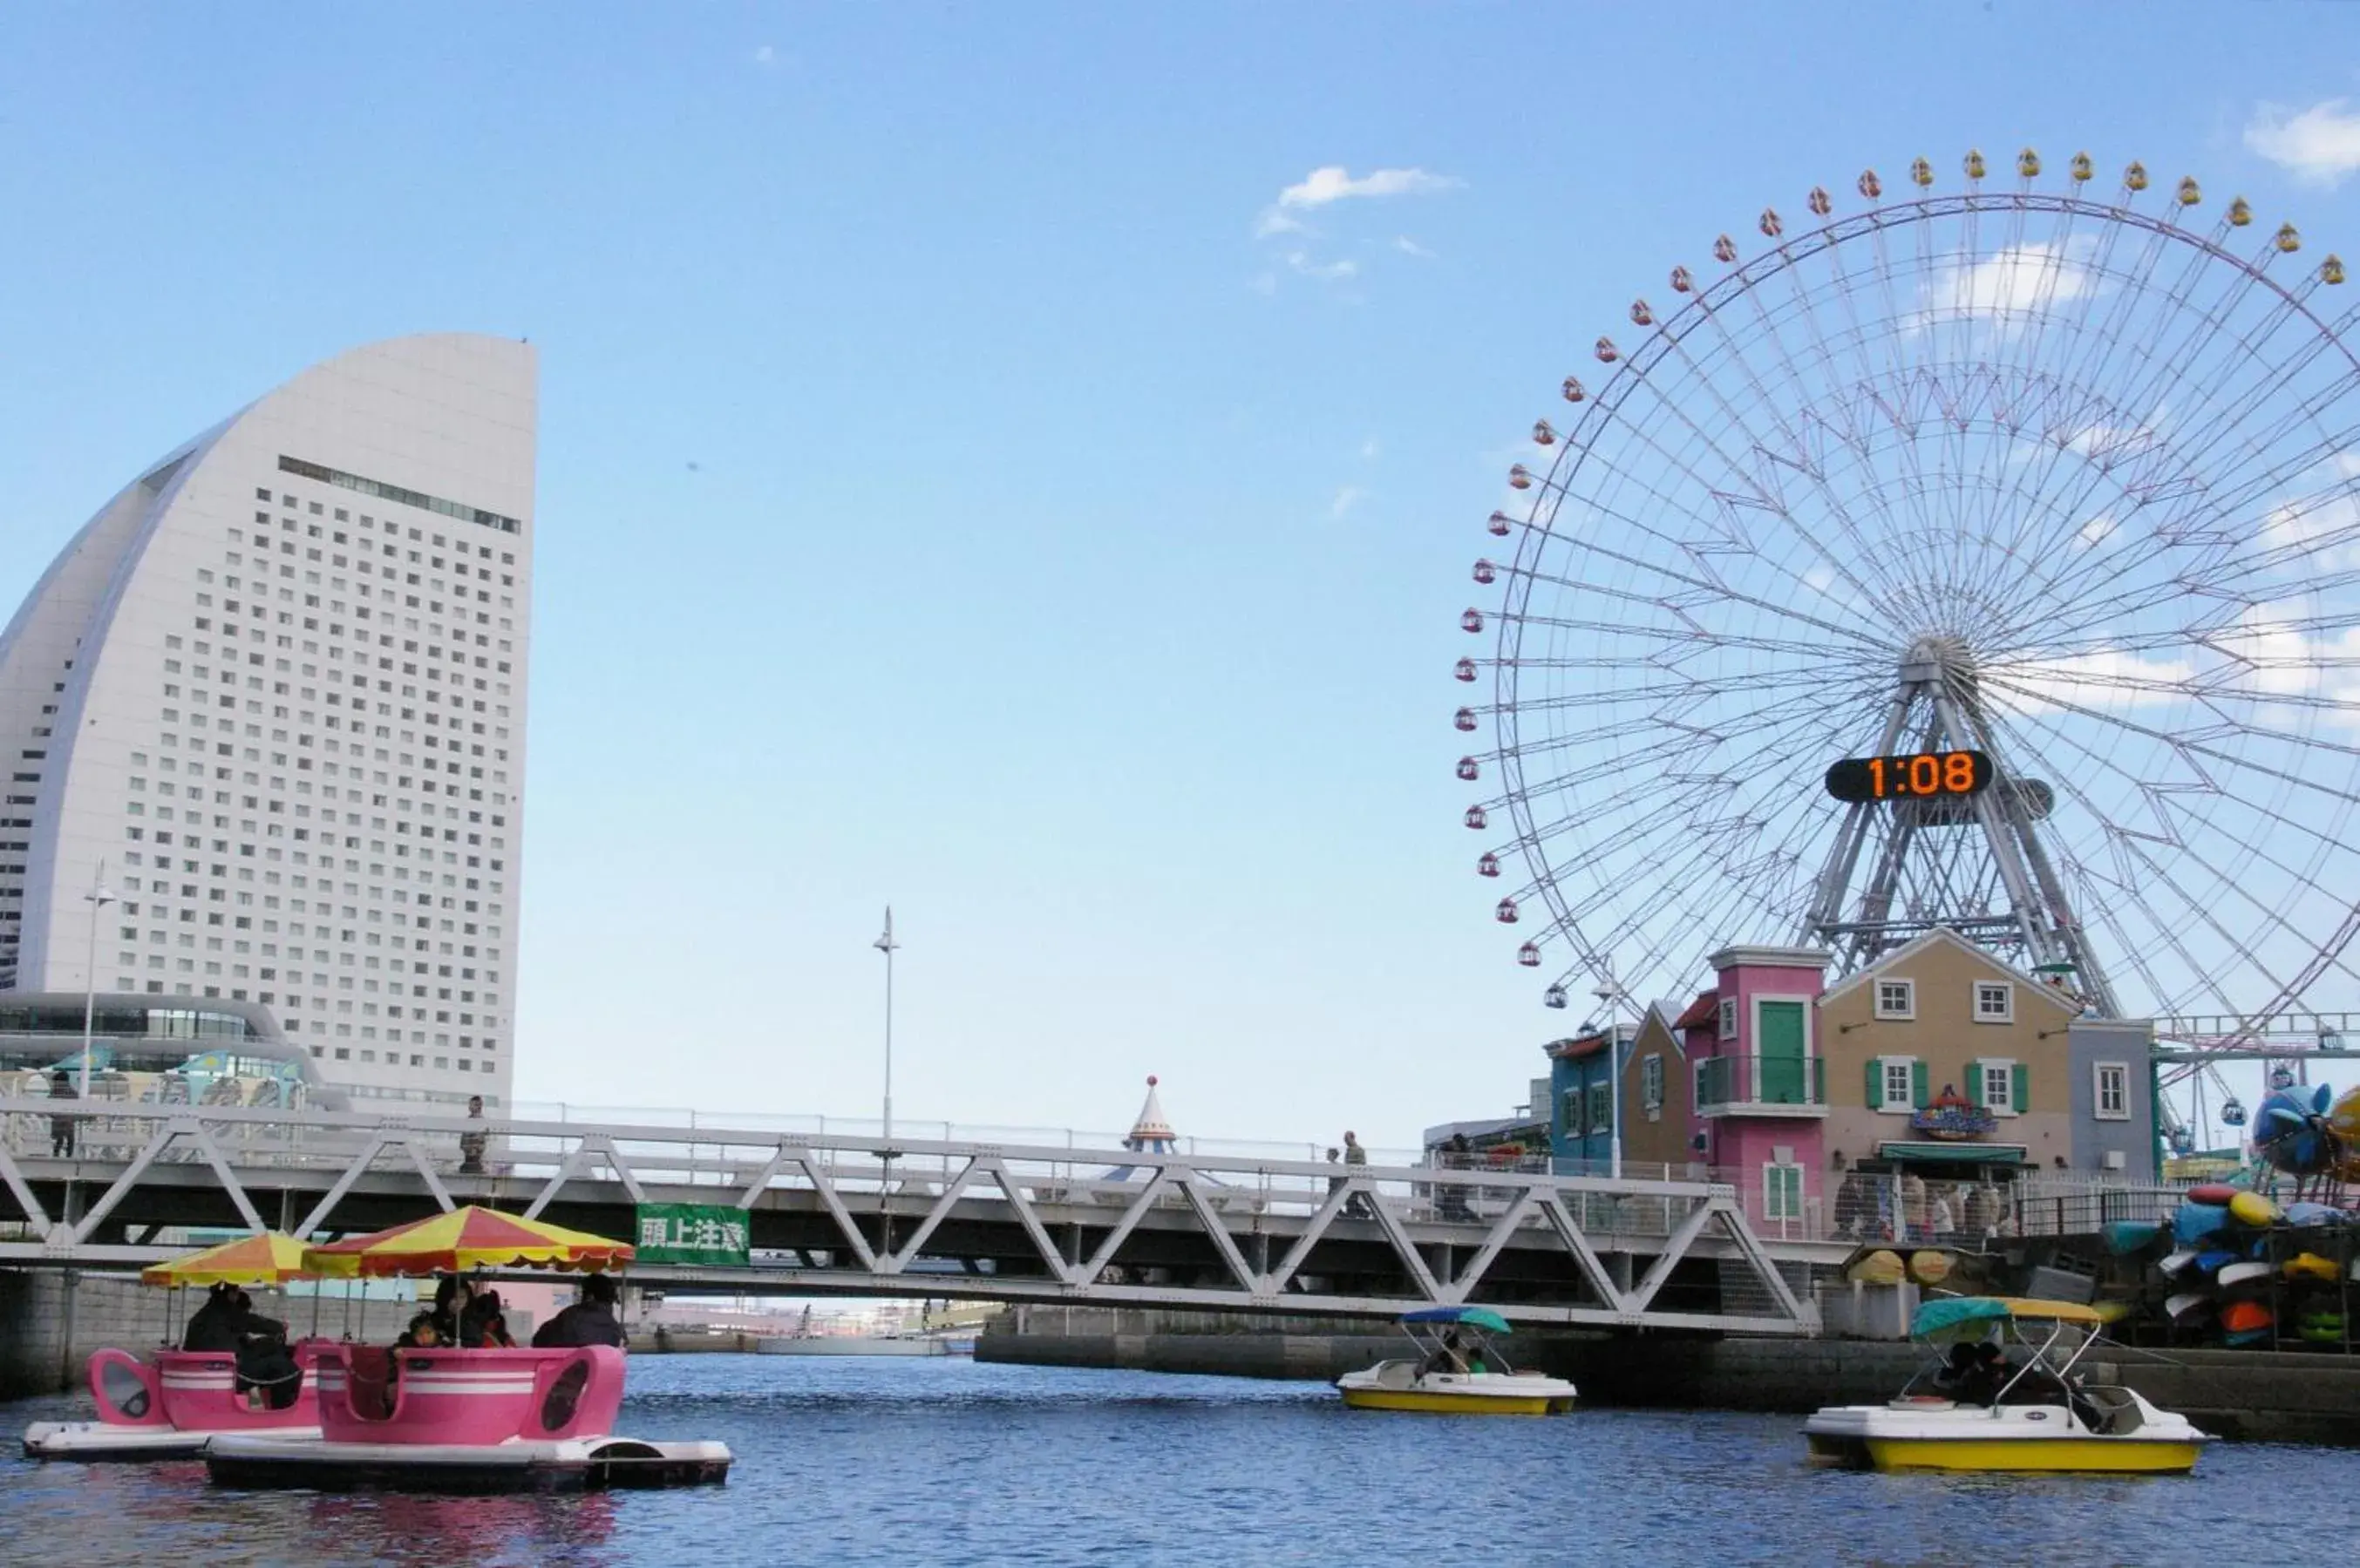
[1697,1055,1827,1118]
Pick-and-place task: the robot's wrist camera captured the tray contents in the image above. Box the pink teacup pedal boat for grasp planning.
[23,1231,328,1461]
[203,1205,731,1492]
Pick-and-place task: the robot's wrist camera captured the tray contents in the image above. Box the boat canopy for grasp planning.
[1402,1306,1513,1333]
[1910,1296,2106,1341]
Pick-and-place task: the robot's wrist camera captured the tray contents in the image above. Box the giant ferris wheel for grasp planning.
[1458,149,2360,1041]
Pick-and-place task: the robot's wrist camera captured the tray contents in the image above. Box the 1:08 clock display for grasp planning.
[1823,750,1994,803]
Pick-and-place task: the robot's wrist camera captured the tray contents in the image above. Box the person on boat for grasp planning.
[1932,1341,1984,1402]
[182,1282,246,1352]
[232,1307,302,1410]
[396,1310,446,1349]
[424,1274,469,1343]
[1951,1341,2009,1406]
[1420,1328,1472,1378]
[532,1271,627,1349]
[460,1286,516,1348]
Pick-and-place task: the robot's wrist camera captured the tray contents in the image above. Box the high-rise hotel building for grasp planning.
[0,335,534,1108]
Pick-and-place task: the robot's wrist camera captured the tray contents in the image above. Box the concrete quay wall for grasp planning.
[980,1308,2360,1444]
[0,1270,418,1401]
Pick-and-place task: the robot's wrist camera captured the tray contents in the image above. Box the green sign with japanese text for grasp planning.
[634,1203,750,1267]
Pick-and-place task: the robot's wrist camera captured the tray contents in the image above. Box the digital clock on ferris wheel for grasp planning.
[1823,750,1994,804]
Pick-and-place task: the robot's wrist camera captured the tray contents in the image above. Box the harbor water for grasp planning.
[1,1355,2349,1567]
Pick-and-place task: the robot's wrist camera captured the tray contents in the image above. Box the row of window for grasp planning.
[197,471,526,1083]
[1875,977,2018,1022]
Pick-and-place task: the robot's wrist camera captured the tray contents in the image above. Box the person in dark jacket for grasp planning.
[182,1283,244,1352]
[459,1286,515,1348]
[426,1274,466,1344]
[229,1295,301,1411]
[531,1272,626,1349]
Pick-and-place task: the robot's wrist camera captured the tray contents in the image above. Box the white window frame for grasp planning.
[1879,1056,1917,1112]
[1981,1057,2017,1114]
[1874,978,1915,1020]
[1717,995,1738,1040]
[1693,1057,1711,1110]
[1763,1161,1803,1221]
[1642,1052,1664,1114]
[1973,981,2014,1022]
[2094,1061,2131,1121]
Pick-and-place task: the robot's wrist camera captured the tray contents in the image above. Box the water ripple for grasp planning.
[1,1356,2340,1566]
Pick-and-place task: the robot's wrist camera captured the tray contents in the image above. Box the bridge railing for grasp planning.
[0,1093,1764,1236]
[0,1095,1838,1334]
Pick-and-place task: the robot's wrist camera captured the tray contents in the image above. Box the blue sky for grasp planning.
[4,5,2360,1151]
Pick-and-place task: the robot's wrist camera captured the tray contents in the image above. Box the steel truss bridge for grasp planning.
[0,1097,1823,1335]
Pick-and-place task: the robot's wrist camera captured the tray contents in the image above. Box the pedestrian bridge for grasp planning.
[0,1096,1825,1335]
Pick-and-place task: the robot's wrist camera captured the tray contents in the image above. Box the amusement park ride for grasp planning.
[1455,148,2360,1151]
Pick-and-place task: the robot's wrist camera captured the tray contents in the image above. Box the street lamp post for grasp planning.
[874,907,901,1259]
[1593,967,1626,1181]
[78,859,116,1101]
[874,907,899,1145]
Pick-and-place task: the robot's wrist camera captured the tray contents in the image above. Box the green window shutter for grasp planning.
[1866,1056,1882,1109]
[1911,1060,1929,1109]
[1966,1059,1985,1107]
[2012,1061,2030,1112]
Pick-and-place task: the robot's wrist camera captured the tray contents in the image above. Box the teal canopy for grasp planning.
[1402,1306,1512,1334]
[1909,1297,2011,1341]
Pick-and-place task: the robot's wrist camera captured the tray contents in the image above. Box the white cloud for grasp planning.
[2246,98,2360,186]
[1276,166,1461,210]
[1287,251,1357,282]
[1251,165,1459,257]
[1989,645,2201,712]
[1247,271,1277,296]
[1917,241,2098,333]
[1330,485,1367,519]
[2076,515,2117,549]
[1393,235,1436,259]
[1360,438,1381,460]
[752,44,776,65]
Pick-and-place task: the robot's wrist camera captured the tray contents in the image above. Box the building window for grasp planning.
[1879,1057,1916,1111]
[1980,1058,2017,1113]
[1642,1053,1664,1111]
[2095,1062,2131,1121]
[1693,1058,1710,1112]
[1764,1162,1803,1221]
[1874,979,1915,1020]
[1974,981,2013,1022]
[1717,995,1737,1040]
[1586,1081,1610,1137]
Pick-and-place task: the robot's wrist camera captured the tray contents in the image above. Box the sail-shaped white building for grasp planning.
[0,334,536,1109]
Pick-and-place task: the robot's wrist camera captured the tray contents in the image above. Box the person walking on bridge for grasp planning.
[47,1069,77,1157]
[1342,1130,1373,1218]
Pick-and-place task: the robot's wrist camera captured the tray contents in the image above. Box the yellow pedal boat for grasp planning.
[1336,1307,1577,1415]
[1804,1297,2210,1474]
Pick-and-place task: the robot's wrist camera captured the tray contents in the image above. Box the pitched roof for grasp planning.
[1816,926,2083,1016]
[1673,989,1721,1030]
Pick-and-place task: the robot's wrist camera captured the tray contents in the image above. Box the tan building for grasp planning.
[1818,927,2082,1175]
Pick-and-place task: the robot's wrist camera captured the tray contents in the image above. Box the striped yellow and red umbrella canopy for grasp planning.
[303,1205,634,1279]
[141,1230,320,1287]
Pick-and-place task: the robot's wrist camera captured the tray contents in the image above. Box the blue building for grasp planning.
[1546,1023,1636,1170]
